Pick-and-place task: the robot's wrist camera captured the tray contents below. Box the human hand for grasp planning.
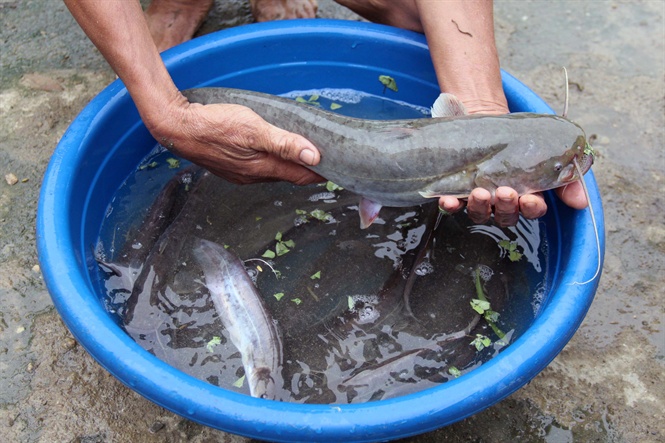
[148,99,323,185]
[435,101,588,227]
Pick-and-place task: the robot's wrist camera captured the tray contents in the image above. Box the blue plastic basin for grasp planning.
[37,20,604,442]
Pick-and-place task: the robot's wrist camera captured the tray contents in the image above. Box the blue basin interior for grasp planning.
[37,20,604,442]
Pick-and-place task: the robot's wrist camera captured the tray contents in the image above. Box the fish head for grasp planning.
[547,134,594,188]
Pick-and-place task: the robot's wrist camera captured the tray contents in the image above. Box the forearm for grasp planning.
[63,0,184,133]
[416,0,507,114]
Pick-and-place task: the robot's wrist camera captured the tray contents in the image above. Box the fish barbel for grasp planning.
[193,238,283,399]
[183,88,594,228]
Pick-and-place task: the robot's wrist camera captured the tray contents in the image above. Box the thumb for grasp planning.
[261,124,321,167]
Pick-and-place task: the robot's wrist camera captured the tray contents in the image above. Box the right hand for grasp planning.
[147,96,323,185]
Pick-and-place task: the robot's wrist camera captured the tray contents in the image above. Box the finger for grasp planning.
[555,181,588,209]
[467,188,492,224]
[493,187,520,227]
[438,195,465,214]
[519,192,547,219]
[261,124,321,168]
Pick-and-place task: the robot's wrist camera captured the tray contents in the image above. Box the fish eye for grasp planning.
[554,162,563,171]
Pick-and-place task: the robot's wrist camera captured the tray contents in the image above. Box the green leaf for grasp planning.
[275,242,290,256]
[448,366,462,378]
[295,96,308,103]
[330,103,342,110]
[262,249,276,259]
[509,250,523,262]
[275,231,282,242]
[348,296,355,310]
[498,239,511,249]
[295,209,308,215]
[325,181,343,192]
[379,75,398,92]
[471,334,492,351]
[310,271,321,280]
[166,158,180,169]
[309,94,319,101]
[291,298,302,305]
[274,292,285,301]
[282,239,295,248]
[206,336,221,353]
[470,299,491,315]
[233,374,245,388]
[484,310,500,323]
[310,209,331,221]
[255,216,262,221]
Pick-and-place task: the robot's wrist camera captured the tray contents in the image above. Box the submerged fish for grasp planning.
[193,238,283,399]
[183,87,594,228]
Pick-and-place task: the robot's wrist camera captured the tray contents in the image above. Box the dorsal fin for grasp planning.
[431,93,468,118]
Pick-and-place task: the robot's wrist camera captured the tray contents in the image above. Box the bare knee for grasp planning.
[334,0,422,32]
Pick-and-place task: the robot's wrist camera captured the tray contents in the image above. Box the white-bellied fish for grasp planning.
[183,88,594,228]
[193,238,284,399]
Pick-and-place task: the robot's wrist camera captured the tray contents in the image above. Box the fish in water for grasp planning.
[193,238,284,399]
[183,87,594,228]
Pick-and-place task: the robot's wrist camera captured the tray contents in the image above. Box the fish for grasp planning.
[193,238,284,399]
[182,87,594,228]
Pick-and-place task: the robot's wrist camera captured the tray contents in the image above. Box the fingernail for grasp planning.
[299,148,315,166]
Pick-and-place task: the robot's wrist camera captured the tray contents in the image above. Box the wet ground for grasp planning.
[0,0,663,442]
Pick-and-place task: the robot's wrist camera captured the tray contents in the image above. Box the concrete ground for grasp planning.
[1,0,663,442]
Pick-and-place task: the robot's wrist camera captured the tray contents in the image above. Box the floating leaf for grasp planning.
[291,298,302,305]
[470,299,491,315]
[255,216,262,221]
[262,249,276,259]
[274,292,285,301]
[275,231,283,242]
[325,181,343,192]
[166,158,180,169]
[310,271,321,280]
[233,374,245,388]
[295,209,308,215]
[448,366,462,378]
[295,96,308,103]
[471,334,492,351]
[275,242,290,256]
[206,336,221,353]
[330,103,342,110]
[348,296,355,310]
[509,250,523,262]
[379,75,398,92]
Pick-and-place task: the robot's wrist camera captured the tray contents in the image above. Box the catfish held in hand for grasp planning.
[183,87,594,228]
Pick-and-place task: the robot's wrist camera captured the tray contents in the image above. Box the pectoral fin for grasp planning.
[359,197,382,229]
[431,93,468,118]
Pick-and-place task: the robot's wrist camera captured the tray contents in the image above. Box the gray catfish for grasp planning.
[193,238,284,399]
[183,87,594,228]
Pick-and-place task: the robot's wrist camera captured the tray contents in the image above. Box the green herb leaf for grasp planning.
[509,250,523,262]
[206,336,221,353]
[310,271,321,280]
[262,249,276,259]
[275,242,290,256]
[166,158,180,169]
[291,298,302,305]
[274,292,285,301]
[330,103,342,110]
[233,374,245,388]
[379,75,398,92]
[448,366,462,378]
[295,209,308,215]
[275,231,282,242]
[255,216,262,221]
[470,299,491,315]
[295,96,308,103]
[325,181,343,192]
[484,310,500,323]
[471,334,492,351]
[348,296,355,310]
